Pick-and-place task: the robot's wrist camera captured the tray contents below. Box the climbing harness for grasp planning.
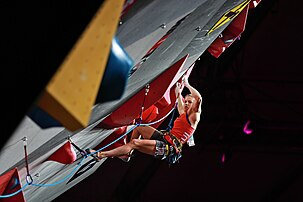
[159,102,183,165]
[160,131,183,165]
[141,91,183,165]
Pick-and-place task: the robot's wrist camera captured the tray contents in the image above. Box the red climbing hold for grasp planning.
[47,141,77,164]
[0,168,25,202]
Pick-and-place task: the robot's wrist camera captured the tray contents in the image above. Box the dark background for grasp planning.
[1,0,303,201]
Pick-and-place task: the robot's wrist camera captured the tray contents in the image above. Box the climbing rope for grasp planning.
[30,123,141,187]
[166,102,178,131]
[29,102,176,188]
[90,124,139,155]
[0,183,29,198]
[30,157,85,187]
[33,84,148,187]
[90,106,177,156]
[0,83,177,197]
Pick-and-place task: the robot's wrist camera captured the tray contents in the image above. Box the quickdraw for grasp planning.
[135,84,150,125]
[67,136,100,162]
[23,137,33,185]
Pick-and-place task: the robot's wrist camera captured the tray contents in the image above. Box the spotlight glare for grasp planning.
[243,120,253,135]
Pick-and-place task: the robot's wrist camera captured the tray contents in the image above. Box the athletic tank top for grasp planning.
[170,113,195,144]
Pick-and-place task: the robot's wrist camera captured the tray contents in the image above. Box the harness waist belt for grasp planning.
[163,132,182,153]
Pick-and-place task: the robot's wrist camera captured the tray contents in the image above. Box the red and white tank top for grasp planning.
[170,113,195,144]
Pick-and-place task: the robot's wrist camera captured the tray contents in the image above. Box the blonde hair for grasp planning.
[185,94,195,99]
[185,94,202,113]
